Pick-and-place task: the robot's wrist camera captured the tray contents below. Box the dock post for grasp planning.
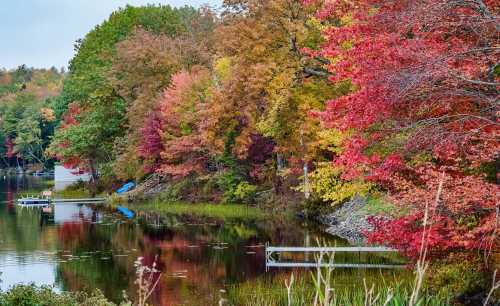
[265,242,269,272]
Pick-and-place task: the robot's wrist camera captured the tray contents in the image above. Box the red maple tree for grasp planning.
[305,0,499,257]
[138,111,164,173]
[50,102,88,170]
[155,68,211,178]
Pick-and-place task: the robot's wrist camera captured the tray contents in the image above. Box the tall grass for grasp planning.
[226,274,449,306]
[127,200,265,220]
[133,256,162,306]
[226,274,315,306]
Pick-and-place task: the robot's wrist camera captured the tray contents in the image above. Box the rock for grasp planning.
[324,215,372,245]
[317,195,374,245]
[126,173,168,201]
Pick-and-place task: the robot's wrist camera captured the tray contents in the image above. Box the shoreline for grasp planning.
[106,178,375,245]
[315,195,374,245]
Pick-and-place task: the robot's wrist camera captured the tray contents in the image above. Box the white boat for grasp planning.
[17,196,51,205]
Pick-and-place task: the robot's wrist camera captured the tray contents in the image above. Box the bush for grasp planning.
[0,285,116,306]
[296,162,372,206]
[64,180,87,191]
[53,180,92,199]
[299,195,333,218]
[234,182,258,204]
[217,169,247,203]
[153,177,200,203]
[199,175,220,201]
[425,254,489,301]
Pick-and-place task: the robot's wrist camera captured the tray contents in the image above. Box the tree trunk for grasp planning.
[277,153,284,172]
[88,159,99,197]
[88,159,98,182]
[303,162,310,199]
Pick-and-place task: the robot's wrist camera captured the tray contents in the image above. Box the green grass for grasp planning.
[227,274,315,306]
[357,194,409,217]
[52,188,94,199]
[227,273,450,306]
[51,181,107,199]
[128,200,265,220]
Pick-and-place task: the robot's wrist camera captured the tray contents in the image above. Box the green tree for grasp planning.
[50,4,202,180]
[0,90,60,168]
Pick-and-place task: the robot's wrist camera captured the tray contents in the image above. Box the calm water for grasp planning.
[0,176,409,305]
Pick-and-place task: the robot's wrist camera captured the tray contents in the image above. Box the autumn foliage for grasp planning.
[305,0,499,257]
[152,67,211,178]
[138,111,163,173]
[41,1,498,261]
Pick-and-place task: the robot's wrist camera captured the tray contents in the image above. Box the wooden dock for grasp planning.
[52,198,105,202]
[52,198,105,204]
[265,245,404,271]
[17,197,106,206]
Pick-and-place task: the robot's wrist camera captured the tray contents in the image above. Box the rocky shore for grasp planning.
[317,195,375,245]
[123,173,167,201]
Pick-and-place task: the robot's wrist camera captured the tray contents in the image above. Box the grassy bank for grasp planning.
[52,181,104,199]
[119,200,266,221]
[52,188,93,199]
[226,274,451,306]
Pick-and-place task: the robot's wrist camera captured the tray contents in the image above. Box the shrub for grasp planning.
[0,285,115,306]
[234,182,258,204]
[53,180,92,199]
[157,178,193,202]
[425,254,489,301]
[217,169,246,203]
[64,179,87,191]
[296,162,372,206]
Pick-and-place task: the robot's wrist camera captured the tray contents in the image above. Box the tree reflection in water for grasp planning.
[0,176,411,305]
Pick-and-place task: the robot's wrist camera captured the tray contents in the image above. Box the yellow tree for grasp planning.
[209,0,352,197]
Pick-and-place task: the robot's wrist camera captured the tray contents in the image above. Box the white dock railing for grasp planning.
[265,244,404,271]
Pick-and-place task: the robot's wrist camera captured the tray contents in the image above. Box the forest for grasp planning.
[0,65,64,170]
[0,0,498,304]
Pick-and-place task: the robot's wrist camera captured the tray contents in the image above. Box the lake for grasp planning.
[0,176,410,305]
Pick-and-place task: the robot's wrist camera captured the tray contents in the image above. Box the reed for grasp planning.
[133,256,161,306]
[226,275,449,306]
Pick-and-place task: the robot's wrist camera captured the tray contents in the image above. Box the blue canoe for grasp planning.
[116,182,135,194]
[117,206,135,219]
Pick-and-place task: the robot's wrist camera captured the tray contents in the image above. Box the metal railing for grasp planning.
[265,244,404,271]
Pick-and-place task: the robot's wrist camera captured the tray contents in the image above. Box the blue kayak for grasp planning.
[117,206,135,219]
[117,182,135,194]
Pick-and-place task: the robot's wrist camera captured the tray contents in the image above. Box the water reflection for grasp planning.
[0,176,410,305]
[0,176,58,290]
